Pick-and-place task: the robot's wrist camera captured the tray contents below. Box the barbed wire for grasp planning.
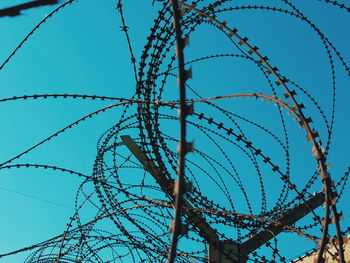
[0,0,349,262]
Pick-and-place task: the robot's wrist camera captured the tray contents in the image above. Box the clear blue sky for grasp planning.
[0,0,349,262]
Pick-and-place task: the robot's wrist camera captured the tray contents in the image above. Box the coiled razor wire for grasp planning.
[0,0,349,262]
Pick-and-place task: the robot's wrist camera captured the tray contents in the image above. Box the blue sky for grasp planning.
[0,0,349,262]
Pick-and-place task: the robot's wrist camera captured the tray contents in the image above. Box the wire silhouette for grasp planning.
[0,0,59,17]
[0,0,349,262]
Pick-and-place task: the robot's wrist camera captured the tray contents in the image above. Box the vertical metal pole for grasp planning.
[168,0,188,262]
